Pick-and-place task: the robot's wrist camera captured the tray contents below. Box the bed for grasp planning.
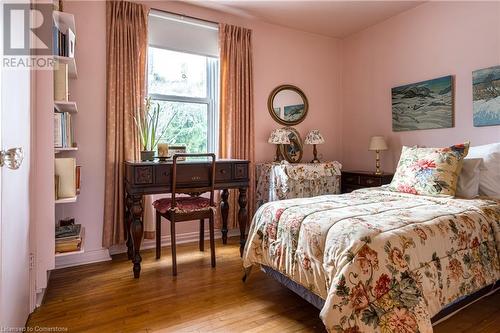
[242,186,500,332]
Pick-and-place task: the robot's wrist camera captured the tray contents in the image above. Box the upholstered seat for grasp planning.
[153,196,211,214]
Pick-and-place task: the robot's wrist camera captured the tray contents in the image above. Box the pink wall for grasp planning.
[63,1,342,258]
[141,1,343,163]
[57,1,108,259]
[341,1,500,173]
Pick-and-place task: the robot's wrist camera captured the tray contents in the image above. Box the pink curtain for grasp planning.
[218,23,255,227]
[103,1,148,247]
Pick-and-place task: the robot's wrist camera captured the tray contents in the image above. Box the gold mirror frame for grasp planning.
[280,127,303,163]
[268,84,309,126]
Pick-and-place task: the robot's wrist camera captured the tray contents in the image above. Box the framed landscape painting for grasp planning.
[473,65,500,127]
[392,75,454,132]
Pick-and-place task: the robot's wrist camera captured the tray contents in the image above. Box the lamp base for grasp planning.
[374,150,382,175]
[274,144,282,162]
[310,144,321,163]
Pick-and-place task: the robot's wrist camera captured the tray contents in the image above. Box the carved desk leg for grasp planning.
[130,194,144,278]
[238,187,248,257]
[220,189,229,244]
[124,192,133,260]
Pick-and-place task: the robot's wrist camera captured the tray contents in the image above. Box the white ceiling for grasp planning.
[188,1,424,38]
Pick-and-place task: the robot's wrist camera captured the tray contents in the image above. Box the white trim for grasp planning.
[109,228,240,256]
[149,10,218,31]
[56,229,240,268]
[54,248,111,269]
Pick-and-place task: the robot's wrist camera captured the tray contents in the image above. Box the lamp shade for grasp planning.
[304,130,325,145]
[268,128,290,144]
[368,136,388,151]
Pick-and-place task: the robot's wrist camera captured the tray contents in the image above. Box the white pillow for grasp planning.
[456,158,482,198]
[467,143,500,198]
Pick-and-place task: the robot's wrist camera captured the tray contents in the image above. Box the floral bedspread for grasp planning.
[255,161,341,208]
[242,187,500,333]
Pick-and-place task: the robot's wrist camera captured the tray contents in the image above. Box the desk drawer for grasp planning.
[155,165,171,184]
[216,164,232,181]
[176,164,211,184]
[234,163,248,180]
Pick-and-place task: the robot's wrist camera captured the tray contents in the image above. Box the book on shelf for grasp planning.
[55,157,76,198]
[54,112,62,147]
[54,160,81,200]
[55,224,83,253]
[55,223,81,239]
[54,61,68,101]
[53,25,72,57]
[67,28,75,58]
[75,165,81,195]
[54,110,74,148]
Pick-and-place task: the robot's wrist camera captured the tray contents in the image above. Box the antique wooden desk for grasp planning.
[124,159,250,278]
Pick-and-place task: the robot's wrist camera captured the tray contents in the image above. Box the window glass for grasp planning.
[153,100,208,153]
[148,47,207,98]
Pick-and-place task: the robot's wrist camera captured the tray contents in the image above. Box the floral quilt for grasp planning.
[242,187,500,333]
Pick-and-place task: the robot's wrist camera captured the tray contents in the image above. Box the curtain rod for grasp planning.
[149,7,219,27]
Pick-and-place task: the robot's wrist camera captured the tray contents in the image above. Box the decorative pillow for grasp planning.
[466,143,500,198]
[456,158,483,198]
[389,143,470,196]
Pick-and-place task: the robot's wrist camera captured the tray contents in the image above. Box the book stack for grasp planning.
[55,224,83,253]
[55,158,81,199]
[54,62,68,101]
[53,26,75,57]
[54,112,74,148]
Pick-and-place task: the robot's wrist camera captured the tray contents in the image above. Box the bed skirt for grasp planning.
[260,265,500,325]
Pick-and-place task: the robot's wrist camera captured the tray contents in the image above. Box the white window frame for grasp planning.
[147,48,219,154]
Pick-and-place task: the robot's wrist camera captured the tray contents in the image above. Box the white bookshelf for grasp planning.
[55,196,78,204]
[55,101,78,113]
[53,9,83,257]
[54,147,78,154]
[53,11,76,34]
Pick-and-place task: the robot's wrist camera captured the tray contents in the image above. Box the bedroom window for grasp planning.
[147,10,219,154]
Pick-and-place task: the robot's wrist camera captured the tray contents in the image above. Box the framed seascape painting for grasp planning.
[473,65,500,127]
[392,75,454,132]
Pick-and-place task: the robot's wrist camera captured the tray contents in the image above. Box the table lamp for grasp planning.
[304,130,325,163]
[368,136,388,175]
[268,128,290,162]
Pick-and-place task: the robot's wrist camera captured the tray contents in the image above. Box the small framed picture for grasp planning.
[168,145,187,161]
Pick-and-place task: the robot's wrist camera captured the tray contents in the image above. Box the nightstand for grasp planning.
[341,170,394,193]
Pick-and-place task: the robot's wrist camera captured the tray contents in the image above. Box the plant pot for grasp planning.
[140,150,155,161]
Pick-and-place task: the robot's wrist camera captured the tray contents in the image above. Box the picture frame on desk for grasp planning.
[168,145,186,160]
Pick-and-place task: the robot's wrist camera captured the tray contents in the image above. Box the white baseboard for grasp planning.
[57,229,241,268]
[35,289,46,307]
[109,228,240,256]
[55,248,112,269]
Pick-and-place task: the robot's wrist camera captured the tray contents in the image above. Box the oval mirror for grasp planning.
[268,85,308,126]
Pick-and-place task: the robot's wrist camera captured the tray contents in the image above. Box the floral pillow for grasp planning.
[389,143,470,196]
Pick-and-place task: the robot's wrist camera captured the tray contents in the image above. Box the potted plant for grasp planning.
[134,98,168,161]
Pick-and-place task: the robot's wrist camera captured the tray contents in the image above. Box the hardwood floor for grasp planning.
[28,237,500,332]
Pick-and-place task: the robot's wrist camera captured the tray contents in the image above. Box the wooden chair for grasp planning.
[153,153,217,276]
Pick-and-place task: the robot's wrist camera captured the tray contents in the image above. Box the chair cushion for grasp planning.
[153,196,212,214]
